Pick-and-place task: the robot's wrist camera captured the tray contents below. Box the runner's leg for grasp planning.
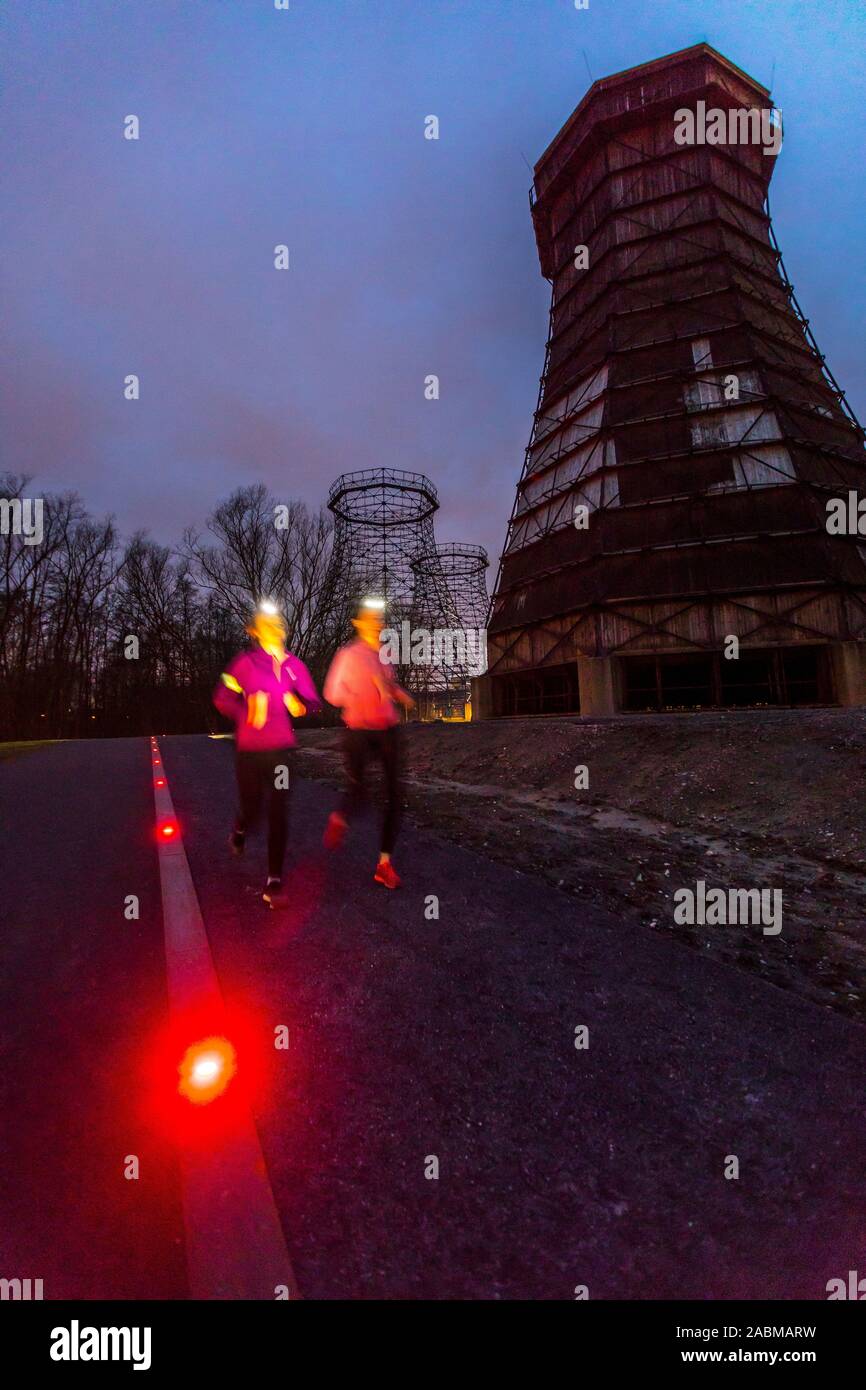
[378,726,402,855]
[266,749,292,880]
[338,729,370,824]
[235,750,263,838]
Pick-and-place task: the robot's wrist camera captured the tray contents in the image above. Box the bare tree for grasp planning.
[1,477,354,739]
[185,485,351,682]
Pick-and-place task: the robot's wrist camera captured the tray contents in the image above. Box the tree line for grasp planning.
[0,474,354,740]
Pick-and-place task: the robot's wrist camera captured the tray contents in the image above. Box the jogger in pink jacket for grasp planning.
[322,597,414,889]
[213,602,321,908]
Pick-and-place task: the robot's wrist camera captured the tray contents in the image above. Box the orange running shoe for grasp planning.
[374,860,401,890]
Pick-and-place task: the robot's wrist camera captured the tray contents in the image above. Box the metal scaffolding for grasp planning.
[326,468,482,707]
[327,467,440,611]
[410,543,490,708]
[412,543,489,629]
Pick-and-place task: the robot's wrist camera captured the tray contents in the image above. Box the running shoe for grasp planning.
[373,860,401,890]
[262,878,287,908]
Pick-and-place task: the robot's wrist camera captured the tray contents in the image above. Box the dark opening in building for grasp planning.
[492,662,580,716]
[621,645,828,711]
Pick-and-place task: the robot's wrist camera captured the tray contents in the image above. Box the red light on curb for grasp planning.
[178,1036,237,1105]
[155,778,165,788]
[158,819,179,840]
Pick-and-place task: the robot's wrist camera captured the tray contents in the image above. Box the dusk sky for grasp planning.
[3,0,864,573]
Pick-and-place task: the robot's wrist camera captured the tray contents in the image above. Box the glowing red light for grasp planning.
[178,1036,237,1105]
[158,819,179,840]
[155,777,165,787]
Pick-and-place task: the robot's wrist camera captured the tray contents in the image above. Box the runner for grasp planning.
[322,596,414,888]
[213,601,321,907]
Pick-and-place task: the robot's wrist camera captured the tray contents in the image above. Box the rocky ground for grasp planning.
[296,708,866,1021]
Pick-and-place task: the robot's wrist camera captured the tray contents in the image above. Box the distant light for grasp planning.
[155,778,165,787]
[258,599,279,616]
[159,819,178,840]
[361,596,385,611]
[178,1036,237,1104]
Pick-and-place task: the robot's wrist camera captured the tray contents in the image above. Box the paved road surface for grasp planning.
[1,735,863,1299]
[0,738,186,1299]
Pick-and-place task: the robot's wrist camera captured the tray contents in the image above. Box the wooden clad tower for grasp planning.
[481,45,866,715]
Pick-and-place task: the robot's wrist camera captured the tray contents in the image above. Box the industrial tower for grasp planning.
[479,44,866,717]
[326,468,486,714]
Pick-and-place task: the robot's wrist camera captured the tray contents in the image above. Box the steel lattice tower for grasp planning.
[434,543,490,633]
[326,468,465,697]
[327,467,440,614]
[410,543,490,708]
[480,44,866,717]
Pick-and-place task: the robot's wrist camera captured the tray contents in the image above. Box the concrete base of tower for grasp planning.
[576,654,619,716]
[830,641,866,706]
[470,674,493,720]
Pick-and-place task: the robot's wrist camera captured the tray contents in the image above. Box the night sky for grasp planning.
[3,0,864,572]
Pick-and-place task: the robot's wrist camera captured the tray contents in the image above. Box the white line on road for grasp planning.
[151,737,299,1300]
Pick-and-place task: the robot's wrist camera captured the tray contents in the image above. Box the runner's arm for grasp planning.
[323,650,349,709]
[213,661,245,722]
[377,654,414,709]
[286,657,322,715]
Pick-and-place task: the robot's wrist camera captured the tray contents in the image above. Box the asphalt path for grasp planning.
[0,738,186,1299]
[1,734,864,1299]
